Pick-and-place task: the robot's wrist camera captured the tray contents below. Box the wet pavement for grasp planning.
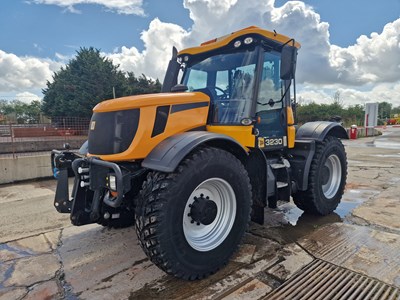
[1,127,400,299]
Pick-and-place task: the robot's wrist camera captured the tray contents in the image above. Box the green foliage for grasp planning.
[0,100,41,124]
[126,72,162,95]
[378,101,392,119]
[42,47,161,119]
[296,102,364,126]
[42,47,126,118]
[392,106,400,115]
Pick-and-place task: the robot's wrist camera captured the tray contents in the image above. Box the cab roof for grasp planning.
[178,26,301,56]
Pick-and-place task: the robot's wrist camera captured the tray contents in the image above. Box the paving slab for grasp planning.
[0,287,27,300]
[266,243,313,281]
[26,280,60,300]
[299,223,400,287]
[3,253,60,287]
[222,278,272,300]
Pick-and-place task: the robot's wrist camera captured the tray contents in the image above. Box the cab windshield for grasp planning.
[182,50,258,124]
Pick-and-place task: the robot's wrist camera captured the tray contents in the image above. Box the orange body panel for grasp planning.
[286,107,295,148]
[92,92,209,113]
[206,125,255,149]
[179,26,301,56]
[89,92,210,161]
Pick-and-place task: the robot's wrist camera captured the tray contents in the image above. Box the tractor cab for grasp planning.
[163,26,299,150]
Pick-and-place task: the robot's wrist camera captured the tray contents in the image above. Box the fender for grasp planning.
[289,121,347,191]
[142,131,248,172]
[295,121,348,141]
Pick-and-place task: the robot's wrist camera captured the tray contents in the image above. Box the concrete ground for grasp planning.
[1,127,400,299]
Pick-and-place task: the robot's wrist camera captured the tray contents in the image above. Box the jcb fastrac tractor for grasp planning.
[52,26,348,280]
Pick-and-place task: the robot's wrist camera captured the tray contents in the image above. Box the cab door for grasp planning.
[255,50,288,150]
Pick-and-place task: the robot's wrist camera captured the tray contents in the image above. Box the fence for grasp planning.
[0,117,90,159]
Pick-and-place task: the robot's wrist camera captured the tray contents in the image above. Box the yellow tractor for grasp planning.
[52,26,348,280]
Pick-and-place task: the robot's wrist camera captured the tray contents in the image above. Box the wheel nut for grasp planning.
[187,213,191,217]
[197,222,200,226]
[191,220,194,224]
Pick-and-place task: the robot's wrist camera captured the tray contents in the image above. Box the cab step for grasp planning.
[270,163,286,169]
[277,181,289,189]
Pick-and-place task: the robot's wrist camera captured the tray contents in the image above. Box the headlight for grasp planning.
[234,40,241,48]
[244,37,253,44]
[108,175,116,191]
[240,118,253,126]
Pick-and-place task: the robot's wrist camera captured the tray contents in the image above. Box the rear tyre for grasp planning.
[293,136,347,215]
[135,147,252,280]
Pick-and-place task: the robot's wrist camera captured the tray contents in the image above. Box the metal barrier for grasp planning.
[0,117,89,158]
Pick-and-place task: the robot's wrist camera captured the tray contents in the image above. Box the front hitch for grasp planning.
[51,149,81,213]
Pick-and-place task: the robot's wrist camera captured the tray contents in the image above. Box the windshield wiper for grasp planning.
[257,81,291,107]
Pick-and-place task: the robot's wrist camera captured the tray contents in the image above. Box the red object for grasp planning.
[350,125,357,139]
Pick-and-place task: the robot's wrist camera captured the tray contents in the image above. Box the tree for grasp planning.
[0,100,41,123]
[42,47,127,118]
[333,90,343,108]
[392,106,400,115]
[42,48,163,119]
[296,102,364,126]
[126,73,161,95]
[378,101,392,119]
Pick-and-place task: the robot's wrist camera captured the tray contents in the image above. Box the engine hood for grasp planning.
[93,92,210,113]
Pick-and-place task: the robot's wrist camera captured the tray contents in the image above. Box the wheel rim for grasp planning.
[322,154,342,199]
[183,178,236,252]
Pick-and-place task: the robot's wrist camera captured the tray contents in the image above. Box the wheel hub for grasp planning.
[189,194,218,226]
[321,165,330,185]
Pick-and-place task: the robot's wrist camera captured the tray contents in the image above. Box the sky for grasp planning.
[0,0,399,107]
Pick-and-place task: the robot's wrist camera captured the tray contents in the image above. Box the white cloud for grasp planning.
[15,92,42,104]
[107,18,189,79]
[30,0,145,15]
[298,82,400,107]
[2,0,400,106]
[104,0,400,105]
[0,50,62,94]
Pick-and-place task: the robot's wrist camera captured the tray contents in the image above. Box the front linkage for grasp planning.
[51,149,142,227]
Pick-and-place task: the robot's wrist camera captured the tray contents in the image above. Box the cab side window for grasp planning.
[257,52,283,113]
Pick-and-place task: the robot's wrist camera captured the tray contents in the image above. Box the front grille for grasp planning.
[88,109,140,155]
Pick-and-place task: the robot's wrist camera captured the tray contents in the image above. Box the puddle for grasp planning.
[0,243,33,260]
[373,140,400,149]
[256,188,376,245]
[370,153,400,158]
[0,262,15,288]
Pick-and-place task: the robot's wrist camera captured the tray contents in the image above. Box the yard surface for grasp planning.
[1,127,400,299]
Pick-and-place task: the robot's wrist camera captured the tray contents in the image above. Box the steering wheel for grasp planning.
[214,86,228,99]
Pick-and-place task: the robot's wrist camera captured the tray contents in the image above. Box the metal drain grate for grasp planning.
[267,260,400,300]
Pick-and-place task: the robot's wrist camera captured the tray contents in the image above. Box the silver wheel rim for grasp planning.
[183,178,236,252]
[322,154,342,199]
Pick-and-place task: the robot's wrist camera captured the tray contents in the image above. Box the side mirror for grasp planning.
[171,84,188,93]
[280,45,297,80]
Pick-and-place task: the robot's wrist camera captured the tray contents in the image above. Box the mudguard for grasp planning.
[142,131,248,172]
[289,121,348,191]
[295,121,348,141]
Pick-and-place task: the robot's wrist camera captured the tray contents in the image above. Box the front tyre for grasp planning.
[293,136,347,215]
[135,147,252,280]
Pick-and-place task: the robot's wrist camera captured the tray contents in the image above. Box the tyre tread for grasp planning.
[135,147,252,280]
[293,136,347,215]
